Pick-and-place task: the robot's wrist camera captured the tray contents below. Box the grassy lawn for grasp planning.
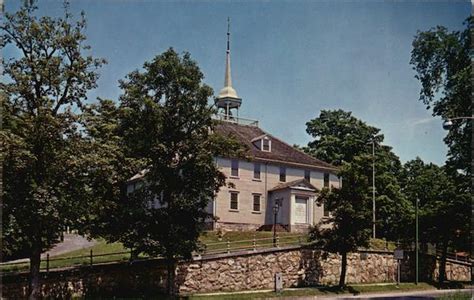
[436,291,474,300]
[191,283,437,299]
[0,231,303,273]
[199,231,305,254]
[0,240,129,273]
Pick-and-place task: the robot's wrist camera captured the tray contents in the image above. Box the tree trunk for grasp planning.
[166,259,176,295]
[339,251,347,289]
[438,241,448,284]
[29,246,41,299]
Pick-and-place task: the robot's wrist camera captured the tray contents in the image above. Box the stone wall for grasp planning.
[1,246,471,298]
[1,259,169,298]
[176,247,401,294]
[399,252,472,282]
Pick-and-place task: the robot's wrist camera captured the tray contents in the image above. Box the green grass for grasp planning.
[199,231,305,253]
[0,239,129,273]
[0,231,304,273]
[436,291,473,300]
[190,283,437,299]
[368,238,397,251]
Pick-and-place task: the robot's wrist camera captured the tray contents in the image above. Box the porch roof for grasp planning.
[269,179,318,192]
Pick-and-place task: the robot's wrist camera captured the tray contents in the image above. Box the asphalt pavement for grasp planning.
[270,289,473,300]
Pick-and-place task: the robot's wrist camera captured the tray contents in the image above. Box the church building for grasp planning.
[210,25,338,232]
[128,22,339,233]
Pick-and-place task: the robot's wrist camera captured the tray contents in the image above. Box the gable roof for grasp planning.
[269,179,318,192]
[215,121,337,172]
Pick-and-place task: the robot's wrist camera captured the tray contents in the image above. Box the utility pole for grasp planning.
[372,141,376,239]
[415,197,419,285]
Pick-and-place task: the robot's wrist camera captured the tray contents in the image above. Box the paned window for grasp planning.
[230,192,239,210]
[279,166,286,182]
[324,173,330,188]
[231,159,239,177]
[304,170,311,182]
[253,194,261,212]
[254,163,261,179]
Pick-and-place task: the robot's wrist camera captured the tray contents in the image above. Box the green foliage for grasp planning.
[410,18,471,280]
[105,48,241,293]
[304,110,383,166]
[400,158,469,252]
[304,110,413,243]
[410,17,472,186]
[1,1,105,296]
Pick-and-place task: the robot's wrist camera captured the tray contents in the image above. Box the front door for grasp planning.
[274,198,283,223]
[294,196,308,224]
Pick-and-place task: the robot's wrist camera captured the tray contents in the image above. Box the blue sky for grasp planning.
[5,1,471,165]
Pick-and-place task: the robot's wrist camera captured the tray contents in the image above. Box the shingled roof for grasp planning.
[215,121,337,172]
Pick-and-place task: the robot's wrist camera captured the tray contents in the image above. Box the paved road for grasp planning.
[1,234,96,264]
[42,233,96,258]
[273,289,473,300]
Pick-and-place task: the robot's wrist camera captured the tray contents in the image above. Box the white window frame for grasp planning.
[229,191,239,211]
[252,194,261,212]
[231,159,239,177]
[253,163,261,180]
[279,166,286,182]
[261,137,271,152]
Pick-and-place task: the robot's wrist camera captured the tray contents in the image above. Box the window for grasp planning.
[280,166,286,182]
[253,163,261,179]
[324,173,330,188]
[253,194,261,212]
[304,170,311,182]
[262,138,271,152]
[231,159,239,177]
[230,192,239,210]
[323,201,330,217]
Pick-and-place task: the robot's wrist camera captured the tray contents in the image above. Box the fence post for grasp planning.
[46,253,50,274]
[227,239,230,253]
[253,234,256,251]
[276,234,280,248]
[90,249,93,266]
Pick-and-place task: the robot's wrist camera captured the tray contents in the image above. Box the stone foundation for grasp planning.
[215,221,261,231]
[288,224,311,233]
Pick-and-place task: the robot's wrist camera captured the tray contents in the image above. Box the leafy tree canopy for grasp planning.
[1,1,105,297]
[410,17,472,181]
[304,110,412,242]
[108,48,242,294]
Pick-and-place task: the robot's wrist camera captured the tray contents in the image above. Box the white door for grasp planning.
[294,197,308,224]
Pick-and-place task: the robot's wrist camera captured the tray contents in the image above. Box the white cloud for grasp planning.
[411,117,437,126]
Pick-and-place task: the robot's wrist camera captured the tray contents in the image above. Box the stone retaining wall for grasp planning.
[176,247,400,294]
[1,246,471,298]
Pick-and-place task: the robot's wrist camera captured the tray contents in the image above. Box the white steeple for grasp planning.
[215,17,242,119]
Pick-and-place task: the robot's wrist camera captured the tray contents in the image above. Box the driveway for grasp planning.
[1,233,96,264]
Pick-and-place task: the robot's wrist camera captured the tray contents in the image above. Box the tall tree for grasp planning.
[410,16,472,275]
[1,2,105,297]
[305,110,413,243]
[310,157,372,288]
[410,17,472,181]
[400,158,468,283]
[111,48,240,294]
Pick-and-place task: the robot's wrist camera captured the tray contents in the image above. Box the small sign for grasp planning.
[394,249,404,260]
[274,272,283,292]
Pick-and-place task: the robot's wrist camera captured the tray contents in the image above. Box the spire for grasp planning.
[217,17,239,100]
[224,17,232,88]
